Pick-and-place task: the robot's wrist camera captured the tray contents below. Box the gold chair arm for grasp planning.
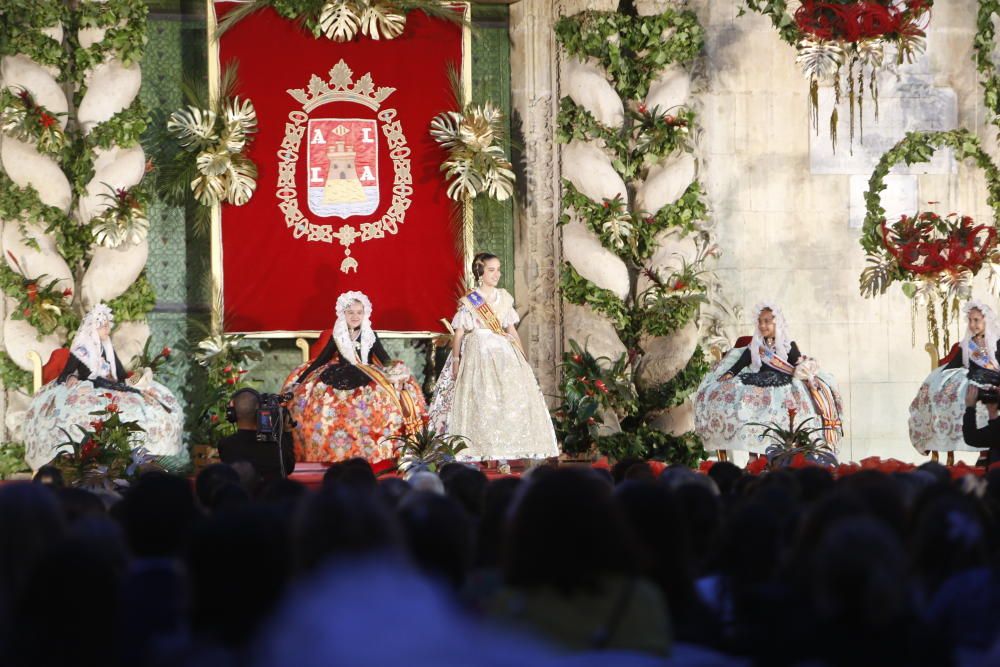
[26,350,43,395]
[924,343,939,371]
[295,338,311,364]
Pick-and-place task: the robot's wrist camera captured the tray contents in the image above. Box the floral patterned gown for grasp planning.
[908,340,1000,454]
[282,334,427,464]
[428,288,559,462]
[22,352,186,471]
[694,342,844,454]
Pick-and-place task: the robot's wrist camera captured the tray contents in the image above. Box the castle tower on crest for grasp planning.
[323,139,366,204]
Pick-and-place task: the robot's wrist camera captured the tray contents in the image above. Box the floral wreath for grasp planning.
[859,129,1000,298]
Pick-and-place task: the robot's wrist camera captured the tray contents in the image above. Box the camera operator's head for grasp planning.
[229,389,259,430]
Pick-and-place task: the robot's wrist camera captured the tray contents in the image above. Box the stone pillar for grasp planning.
[509,0,565,401]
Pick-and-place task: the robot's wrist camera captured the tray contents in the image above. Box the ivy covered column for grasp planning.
[0,0,152,452]
[552,4,715,463]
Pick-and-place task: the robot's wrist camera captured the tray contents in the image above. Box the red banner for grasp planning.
[214,3,467,333]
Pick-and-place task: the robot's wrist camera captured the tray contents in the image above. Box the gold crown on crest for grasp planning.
[286,60,396,112]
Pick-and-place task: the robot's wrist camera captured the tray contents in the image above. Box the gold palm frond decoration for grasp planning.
[167,96,258,207]
[91,185,150,249]
[431,102,515,202]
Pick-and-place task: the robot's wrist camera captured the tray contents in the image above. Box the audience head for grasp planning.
[707,461,743,496]
[505,467,637,593]
[397,491,473,590]
[294,484,401,573]
[408,470,445,495]
[33,464,64,488]
[117,471,198,558]
[195,463,240,510]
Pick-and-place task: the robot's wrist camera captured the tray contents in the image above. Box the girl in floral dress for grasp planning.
[283,291,426,464]
[694,302,843,456]
[23,303,185,470]
[909,299,1000,457]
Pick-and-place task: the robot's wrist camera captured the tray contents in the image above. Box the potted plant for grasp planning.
[748,406,839,469]
[387,418,469,478]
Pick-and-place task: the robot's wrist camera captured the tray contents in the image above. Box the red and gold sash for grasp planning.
[760,346,842,445]
[459,290,524,357]
[356,360,423,436]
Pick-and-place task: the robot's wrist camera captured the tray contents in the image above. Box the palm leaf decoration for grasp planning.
[163,68,259,209]
[432,101,515,202]
[318,1,361,40]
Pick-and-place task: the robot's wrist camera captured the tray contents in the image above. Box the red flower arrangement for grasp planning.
[880,211,996,276]
[793,0,930,43]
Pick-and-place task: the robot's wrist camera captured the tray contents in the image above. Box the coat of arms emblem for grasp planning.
[279,60,411,273]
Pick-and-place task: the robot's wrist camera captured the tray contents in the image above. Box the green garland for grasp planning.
[638,346,710,414]
[736,1,800,45]
[88,97,149,150]
[0,1,67,66]
[554,9,705,100]
[0,351,33,392]
[596,426,705,466]
[72,0,148,84]
[559,263,632,335]
[556,96,696,182]
[975,0,1000,129]
[107,272,156,323]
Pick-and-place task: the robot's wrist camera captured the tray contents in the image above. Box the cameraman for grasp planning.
[218,390,295,483]
[962,386,1000,467]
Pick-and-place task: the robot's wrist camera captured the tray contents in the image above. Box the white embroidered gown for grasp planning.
[428,288,559,461]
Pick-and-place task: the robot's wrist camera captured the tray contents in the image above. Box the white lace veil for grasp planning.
[961,299,1000,368]
[749,301,792,371]
[333,291,376,365]
[69,303,117,380]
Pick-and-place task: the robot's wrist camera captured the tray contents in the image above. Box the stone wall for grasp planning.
[691,0,992,463]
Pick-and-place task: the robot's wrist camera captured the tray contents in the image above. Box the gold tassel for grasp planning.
[830,107,838,155]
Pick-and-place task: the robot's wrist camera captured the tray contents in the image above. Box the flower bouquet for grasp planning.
[54,394,161,489]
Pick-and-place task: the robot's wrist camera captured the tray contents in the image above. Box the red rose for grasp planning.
[672,280,687,291]
[665,115,675,125]
[226,377,236,385]
[638,103,647,114]
[223,365,233,374]
[161,346,171,358]
[62,288,72,298]
[645,216,654,225]
[572,354,582,363]
[210,414,219,423]
[26,283,37,302]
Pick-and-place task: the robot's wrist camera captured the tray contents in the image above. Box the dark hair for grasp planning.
[471,252,499,280]
[33,465,64,488]
[504,467,637,593]
[195,463,240,509]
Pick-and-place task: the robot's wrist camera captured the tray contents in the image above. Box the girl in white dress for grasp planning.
[428,253,558,471]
